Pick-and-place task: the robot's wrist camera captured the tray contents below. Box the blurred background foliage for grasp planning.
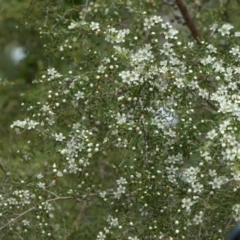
[1,0,240,239]
[0,0,86,170]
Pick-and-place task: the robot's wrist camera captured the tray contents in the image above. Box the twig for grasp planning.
[0,162,7,175]
[205,99,218,112]
[47,196,75,203]
[0,196,75,231]
[174,0,202,44]
[83,0,89,20]
[0,206,36,231]
[42,188,60,197]
[44,6,49,26]
[64,202,87,240]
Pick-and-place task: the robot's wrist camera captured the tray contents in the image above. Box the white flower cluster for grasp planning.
[182,197,195,212]
[105,27,130,43]
[233,204,240,221]
[46,67,62,81]
[0,189,33,209]
[143,15,163,29]
[114,177,127,199]
[11,118,39,133]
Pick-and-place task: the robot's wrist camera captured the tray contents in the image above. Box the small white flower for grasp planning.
[47,68,57,76]
[37,182,46,189]
[144,17,154,29]
[182,198,195,211]
[206,44,217,53]
[209,176,224,189]
[232,204,240,221]
[117,177,127,185]
[209,169,217,177]
[235,32,240,37]
[56,171,63,177]
[53,133,66,142]
[90,22,100,31]
[110,217,118,227]
[193,211,203,225]
[99,191,107,198]
[27,120,39,129]
[68,22,78,30]
[74,91,84,100]
[210,23,218,32]
[37,174,43,179]
[116,113,127,124]
[218,23,233,36]
[128,237,140,240]
[151,15,162,23]
[165,29,178,39]
[192,182,203,193]
[22,219,30,226]
[229,46,240,56]
[207,129,218,140]
[97,231,106,240]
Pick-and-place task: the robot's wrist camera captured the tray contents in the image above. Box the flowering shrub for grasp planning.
[2,0,240,239]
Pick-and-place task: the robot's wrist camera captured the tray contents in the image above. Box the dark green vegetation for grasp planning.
[1,1,240,239]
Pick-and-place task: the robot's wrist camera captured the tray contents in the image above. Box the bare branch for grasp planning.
[174,0,202,43]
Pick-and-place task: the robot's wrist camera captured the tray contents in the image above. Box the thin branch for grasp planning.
[0,196,75,231]
[42,188,60,198]
[0,206,36,231]
[0,162,7,175]
[64,202,87,240]
[205,99,218,112]
[193,0,210,22]
[47,196,75,202]
[174,0,202,43]
[83,0,89,20]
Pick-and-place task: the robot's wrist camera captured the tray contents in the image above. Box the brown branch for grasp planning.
[174,0,202,44]
[0,162,7,175]
[64,203,87,240]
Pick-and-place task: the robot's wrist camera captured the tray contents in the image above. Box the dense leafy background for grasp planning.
[1,0,240,239]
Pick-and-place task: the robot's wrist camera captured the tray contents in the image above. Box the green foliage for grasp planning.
[2,0,240,239]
